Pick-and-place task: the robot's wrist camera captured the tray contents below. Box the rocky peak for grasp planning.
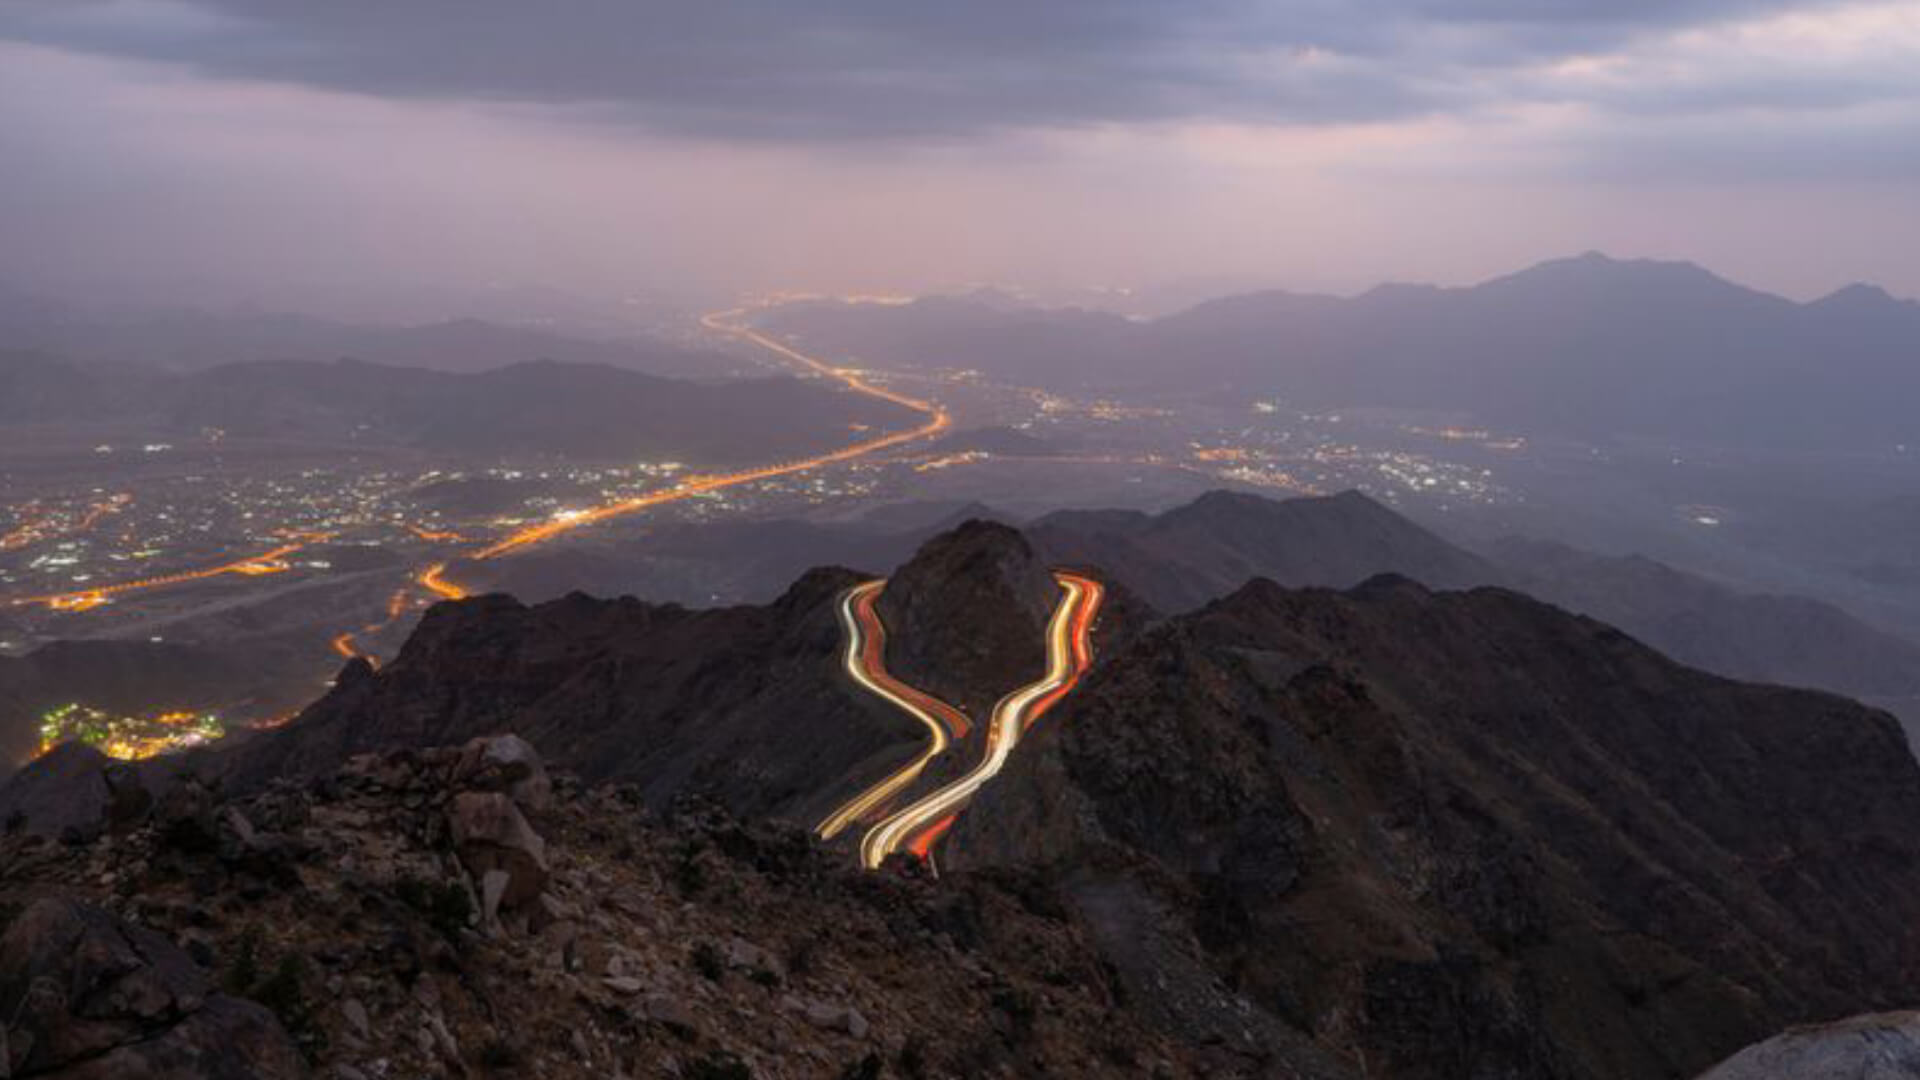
[874,518,1064,715]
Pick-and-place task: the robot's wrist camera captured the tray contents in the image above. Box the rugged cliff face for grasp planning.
[949,574,1920,1079]
[871,518,1061,718]
[213,567,903,827]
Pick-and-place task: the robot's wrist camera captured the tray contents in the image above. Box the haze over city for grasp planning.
[5,0,1920,316]
[3,4,1920,1080]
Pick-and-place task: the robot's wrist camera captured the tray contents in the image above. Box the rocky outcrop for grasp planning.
[0,736,1208,1079]
[1028,489,1498,612]
[951,573,1920,1079]
[0,897,305,1079]
[873,518,1062,716]
[1698,1011,1920,1079]
[448,791,547,910]
[205,567,914,828]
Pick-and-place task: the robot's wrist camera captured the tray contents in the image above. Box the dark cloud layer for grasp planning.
[0,0,1863,137]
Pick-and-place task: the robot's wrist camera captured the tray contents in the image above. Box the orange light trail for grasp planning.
[470,310,950,560]
[330,632,362,661]
[858,572,1103,870]
[816,580,974,841]
[10,534,323,612]
[906,814,957,860]
[2,493,130,553]
[418,562,469,601]
[331,586,419,666]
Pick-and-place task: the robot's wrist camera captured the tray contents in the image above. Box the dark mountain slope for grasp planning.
[1030,489,1496,611]
[214,570,914,826]
[1493,536,1920,698]
[0,298,726,377]
[10,516,1918,1075]
[0,639,289,779]
[951,574,1920,1078]
[164,358,910,462]
[873,519,1062,717]
[1032,489,1920,709]
[0,350,914,463]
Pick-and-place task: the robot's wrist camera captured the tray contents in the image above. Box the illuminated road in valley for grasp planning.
[855,571,1104,870]
[468,309,951,560]
[9,535,321,613]
[417,561,470,601]
[330,586,418,666]
[816,579,973,841]
[7,306,946,630]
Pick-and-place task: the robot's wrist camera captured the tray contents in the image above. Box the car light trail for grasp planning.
[857,571,1104,871]
[469,310,951,560]
[418,562,469,601]
[9,535,324,612]
[330,632,364,662]
[816,579,973,841]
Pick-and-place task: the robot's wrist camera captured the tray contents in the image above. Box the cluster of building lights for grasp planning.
[37,703,226,761]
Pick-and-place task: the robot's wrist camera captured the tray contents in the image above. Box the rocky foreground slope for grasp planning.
[2,736,1206,1079]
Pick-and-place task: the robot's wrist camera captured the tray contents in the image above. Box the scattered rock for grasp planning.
[452,733,553,813]
[341,997,372,1041]
[0,897,305,1079]
[793,996,869,1039]
[644,994,699,1036]
[1699,1011,1920,1079]
[447,790,548,908]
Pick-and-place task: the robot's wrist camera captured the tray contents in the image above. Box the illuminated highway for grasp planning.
[330,586,417,666]
[5,306,948,627]
[469,309,951,560]
[856,571,1104,870]
[9,534,322,612]
[418,561,470,601]
[816,579,973,841]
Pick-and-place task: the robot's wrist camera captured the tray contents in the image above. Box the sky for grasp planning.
[2,0,1918,320]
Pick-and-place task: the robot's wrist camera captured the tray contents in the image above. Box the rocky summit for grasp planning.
[2,735,1206,1079]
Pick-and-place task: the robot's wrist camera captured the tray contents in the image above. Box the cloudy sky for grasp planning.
[3,0,1918,318]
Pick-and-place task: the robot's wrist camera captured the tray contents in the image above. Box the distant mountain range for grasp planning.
[764,252,1920,449]
[451,488,1920,716]
[0,287,729,377]
[0,351,914,463]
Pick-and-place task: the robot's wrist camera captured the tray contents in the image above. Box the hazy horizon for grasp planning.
[4,1,1919,323]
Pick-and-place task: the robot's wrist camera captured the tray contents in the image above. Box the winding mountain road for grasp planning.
[836,571,1104,870]
[815,579,974,841]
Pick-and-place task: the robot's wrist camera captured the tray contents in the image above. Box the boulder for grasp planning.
[1698,1011,1920,1079]
[451,734,551,813]
[791,996,869,1039]
[152,777,219,854]
[0,897,305,1079]
[0,742,113,839]
[447,790,547,908]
